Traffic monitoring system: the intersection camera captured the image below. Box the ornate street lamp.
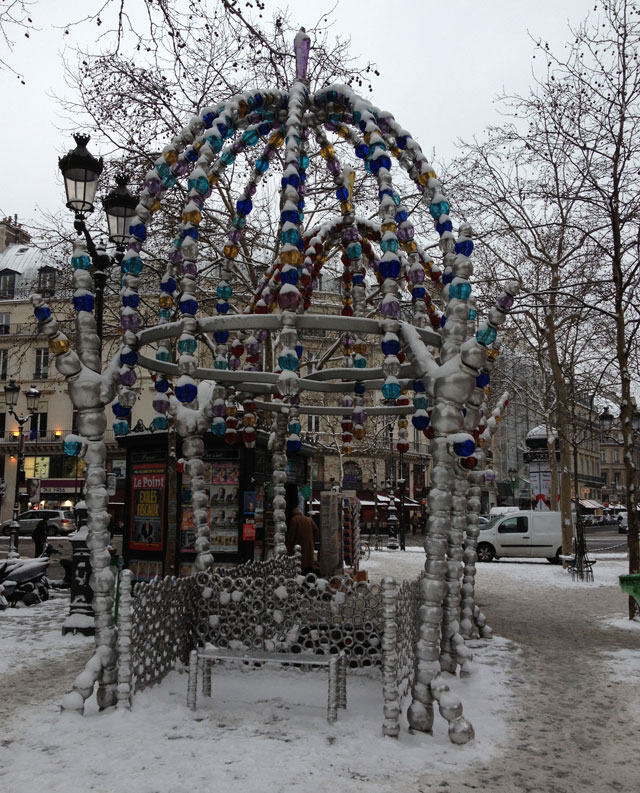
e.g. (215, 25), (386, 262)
(58, 137), (139, 342)
(598, 406), (615, 433)
(3, 380), (40, 558)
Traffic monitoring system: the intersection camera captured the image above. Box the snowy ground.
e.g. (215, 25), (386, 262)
(1, 550), (638, 793)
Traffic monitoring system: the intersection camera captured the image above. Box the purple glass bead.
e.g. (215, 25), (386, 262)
(171, 160), (189, 176)
(324, 122), (337, 132)
(378, 118), (391, 134)
(264, 146), (276, 161)
(182, 262), (198, 276)
(190, 194), (204, 208)
(228, 356), (241, 371)
(232, 141), (245, 154)
(261, 289), (272, 303)
(343, 113), (353, 124)
(407, 266), (426, 285)
(301, 127), (310, 140)
(228, 229), (242, 243)
(144, 176), (163, 195)
(257, 330), (268, 342)
(299, 183), (307, 197)
(289, 394), (300, 405)
(120, 312), (140, 332)
(168, 249), (182, 264)
(341, 395), (354, 408)
(381, 298), (400, 319)
(343, 227), (359, 242)
(342, 335), (354, 347)
(278, 288), (301, 310)
(245, 338), (260, 355)
(212, 400), (227, 417)
(397, 224), (415, 243)
(127, 240), (142, 253)
(152, 396), (169, 414)
(327, 158), (341, 175)
(497, 293), (515, 311)
(119, 369), (137, 386)
(353, 408), (367, 423)
(245, 182), (257, 198)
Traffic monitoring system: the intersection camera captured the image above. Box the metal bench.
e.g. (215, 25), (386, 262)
(187, 645), (347, 723)
(559, 553), (597, 582)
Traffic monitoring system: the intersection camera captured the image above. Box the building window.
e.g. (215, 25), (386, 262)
(614, 472), (621, 488)
(614, 449), (620, 464)
(34, 348), (49, 379)
(0, 313), (9, 335)
(602, 471), (608, 485)
(306, 414), (320, 434)
(600, 450), (606, 463)
(0, 271), (16, 299)
(37, 268), (56, 295)
(29, 410), (48, 439)
(343, 461), (363, 489)
(0, 348), (7, 380)
(24, 456), (50, 478)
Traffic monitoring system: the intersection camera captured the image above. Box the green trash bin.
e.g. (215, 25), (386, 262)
(618, 573), (640, 612)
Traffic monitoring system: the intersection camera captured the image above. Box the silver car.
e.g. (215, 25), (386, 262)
(1, 509), (76, 537)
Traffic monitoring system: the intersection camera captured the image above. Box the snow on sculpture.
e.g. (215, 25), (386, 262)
(31, 31), (517, 738)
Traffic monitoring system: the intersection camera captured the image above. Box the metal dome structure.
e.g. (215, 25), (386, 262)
(32, 31), (517, 737)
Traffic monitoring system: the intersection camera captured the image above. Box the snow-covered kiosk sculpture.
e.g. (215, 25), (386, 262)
(32, 30), (517, 738)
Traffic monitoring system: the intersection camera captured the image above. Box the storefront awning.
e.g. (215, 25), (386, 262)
(579, 499), (604, 510)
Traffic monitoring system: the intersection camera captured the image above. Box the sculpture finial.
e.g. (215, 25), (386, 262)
(294, 27), (311, 80)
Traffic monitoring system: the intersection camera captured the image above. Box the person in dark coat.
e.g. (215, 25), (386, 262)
(286, 507), (319, 574)
(32, 516), (48, 557)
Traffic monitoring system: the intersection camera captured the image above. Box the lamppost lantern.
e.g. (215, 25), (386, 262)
(25, 384), (40, 413)
(103, 174), (139, 247)
(58, 133), (104, 215)
(631, 404), (640, 435)
(599, 406), (614, 433)
(3, 379), (19, 408)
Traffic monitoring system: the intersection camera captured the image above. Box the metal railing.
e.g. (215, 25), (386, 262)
(1, 429), (117, 444)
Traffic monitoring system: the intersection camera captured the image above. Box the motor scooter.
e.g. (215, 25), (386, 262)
(0, 543), (65, 608)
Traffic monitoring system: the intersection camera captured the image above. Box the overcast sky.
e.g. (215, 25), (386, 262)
(0, 0), (593, 230)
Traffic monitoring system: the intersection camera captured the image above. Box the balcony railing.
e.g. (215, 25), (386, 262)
(1, 429), (117, 444)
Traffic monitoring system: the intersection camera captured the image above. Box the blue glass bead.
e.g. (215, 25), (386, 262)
(255, 157), (270, 173)
(352, 274), (363, 285)
(288, 421), (301, 435)
(353, 355), (366, 368)
(354, 143), (369, 159)
(225, 126), (236, 139)
(411, 286), (426, 300)
(278, 352), (299, 371)
(281, 209), (299, 224)
(185, 147), (198, 163)
(213, 358), (228, 370)
(379, 258), (401, 279)
(280, 228), (300, 245)
(63, 438), (83, 456)
(429, 200), (451, 220)
(34, 305), (51, 321)
(158, 309), (171, 319)
(449, 282), (472, 300)
(160, 277), (176, 293)
(180, 298), (198, 315)
(336, 186), (349, 201)
(354, 383), (366, 396)
(122, 256), (143, 275)
(395, 210), (408, 223)
(369, 155), (391, 174)
(151, 416), (168, 431)
(214, 330), (229, 343)
(440, 315), (447, 328)
(258, 122), (271, 136)
(237, 197), (253, 215)
(413, 395), (428, 409)
(232, 215), (246, 229)
(112, 402), (131, 418)
(154, 378), (170, 393)
(353, 110), (361, 124)
(216, 122), (228, 138)
(217, 283), (233, 300)
(298, 154), (310, 169)
(382, 380), (401, 400)
(182, 226), (198, 240)
(73, 293), (95, 312)
(381, 237), (399, 253)
(211, 419), (226, 435)
(176, 382), (198, 403)
(392, 193), (401, 206)
(455, 240), (474, 257)
(284, 173), (300, 188)
(359, 119), (367, 132)
(346, 242), (362, 259)
(476, 326), (498, 346)
(297, 199), (305, 210)
(436, 220), (453, 236)
(413, 379), (425, 392)
(178, 338), (197, 354)
(295, 343), (303, 359)
(202, 111), (217, 128)
(412, 413), (430, 431)
(120, 349), (137, 366)
(280, 268), (299, 286)
(379, 188), (394, 199)
(287, 436), (302, 453)
(396, 135), (408, 149)
(216, 301), (230, 315)
(453, 439), (476, 457)
(156, 349), (170, 362)
(122, 293), (139, 309)
(442, 270), (454, 285)
(469, 308), (477, 320)
(113, 421), (129, 437)
(71, 254), (91, 270)
(221, 151), (236, 166)
(188, 175), (209, 194)
(381, 338), (400, 355)
(476, 372), (490, 388)
(129, 223), (146, 241)
(242, 129), (259, 146)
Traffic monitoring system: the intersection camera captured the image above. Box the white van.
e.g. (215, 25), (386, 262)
(476, 510), (564, 563)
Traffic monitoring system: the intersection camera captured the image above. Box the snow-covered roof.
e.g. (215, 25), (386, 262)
(526, 424), (557, 441)
(0, 244), (58, 297)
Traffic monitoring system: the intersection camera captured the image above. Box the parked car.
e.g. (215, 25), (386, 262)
(617, 511), (628, 533)
(477, 509), (563, 563)
(1, 509), (76, 537)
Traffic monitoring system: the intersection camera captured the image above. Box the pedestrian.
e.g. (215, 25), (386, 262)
(286, 507), (319, 574)
(410, 512), (420, 535)
(32, 515), (48, 558)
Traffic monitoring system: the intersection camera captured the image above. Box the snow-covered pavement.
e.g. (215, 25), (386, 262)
(1, 551), (638, 793)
